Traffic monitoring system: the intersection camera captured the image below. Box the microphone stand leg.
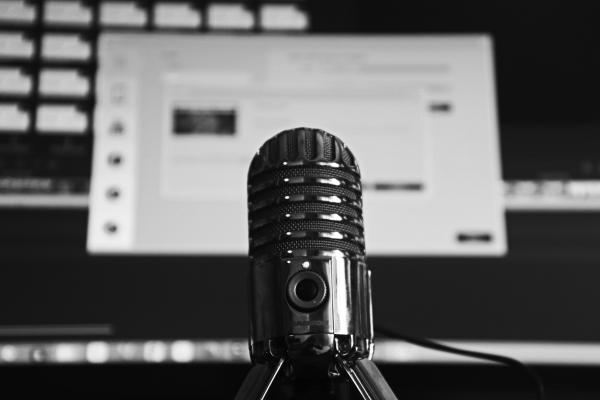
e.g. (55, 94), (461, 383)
(234, 358), (285, 400)
(336, 357), (399, 400)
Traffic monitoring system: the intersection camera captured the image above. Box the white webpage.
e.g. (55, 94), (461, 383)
(88, 34), (505, 255)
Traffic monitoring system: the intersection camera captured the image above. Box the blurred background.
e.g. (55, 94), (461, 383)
(0, 0), (599, 398)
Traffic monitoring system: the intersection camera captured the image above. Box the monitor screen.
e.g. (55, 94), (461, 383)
(87, 34), (505, 256)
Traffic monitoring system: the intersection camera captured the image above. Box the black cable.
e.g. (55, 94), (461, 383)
(375, 325), (545, 400)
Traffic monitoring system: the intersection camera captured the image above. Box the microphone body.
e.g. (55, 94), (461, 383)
(237, 128), (397, 400)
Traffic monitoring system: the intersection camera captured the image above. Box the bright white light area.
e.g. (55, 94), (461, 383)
(116, 342), (140, 361)
(0, 345), (18, 362)
(54, 343), (83, 363)
(86, 341), (109, 363)
(171, 340), (195, 363)
(143, 341), (168, 362)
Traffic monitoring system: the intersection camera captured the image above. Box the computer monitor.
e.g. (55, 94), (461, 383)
(87, 34), (505, 256)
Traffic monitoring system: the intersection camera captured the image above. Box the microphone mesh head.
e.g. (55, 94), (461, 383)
(247, 128), (365, 259)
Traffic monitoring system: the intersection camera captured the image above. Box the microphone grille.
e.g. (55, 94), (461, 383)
(247, 128), (365, 259)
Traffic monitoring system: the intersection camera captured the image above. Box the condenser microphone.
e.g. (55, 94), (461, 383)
(235, 128), (398, 400)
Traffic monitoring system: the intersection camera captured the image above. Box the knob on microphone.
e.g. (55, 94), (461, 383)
(236, 128), (398, 400)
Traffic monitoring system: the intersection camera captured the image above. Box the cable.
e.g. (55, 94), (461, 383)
(375, 325), (545, 400)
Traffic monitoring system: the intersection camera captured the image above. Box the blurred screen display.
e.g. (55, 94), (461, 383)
(88, 34), (505, 255)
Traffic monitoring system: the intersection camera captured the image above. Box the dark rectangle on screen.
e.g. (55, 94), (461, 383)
(429, 102), (452, 112)
(367, 182), (424, 191)
(456, 232), (493, 243)
(173, 108), (236, 135)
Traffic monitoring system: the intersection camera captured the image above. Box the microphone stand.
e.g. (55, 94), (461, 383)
(235, 351), (397, 400)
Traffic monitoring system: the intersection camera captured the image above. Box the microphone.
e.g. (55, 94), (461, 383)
(235, 128), (398, 400)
